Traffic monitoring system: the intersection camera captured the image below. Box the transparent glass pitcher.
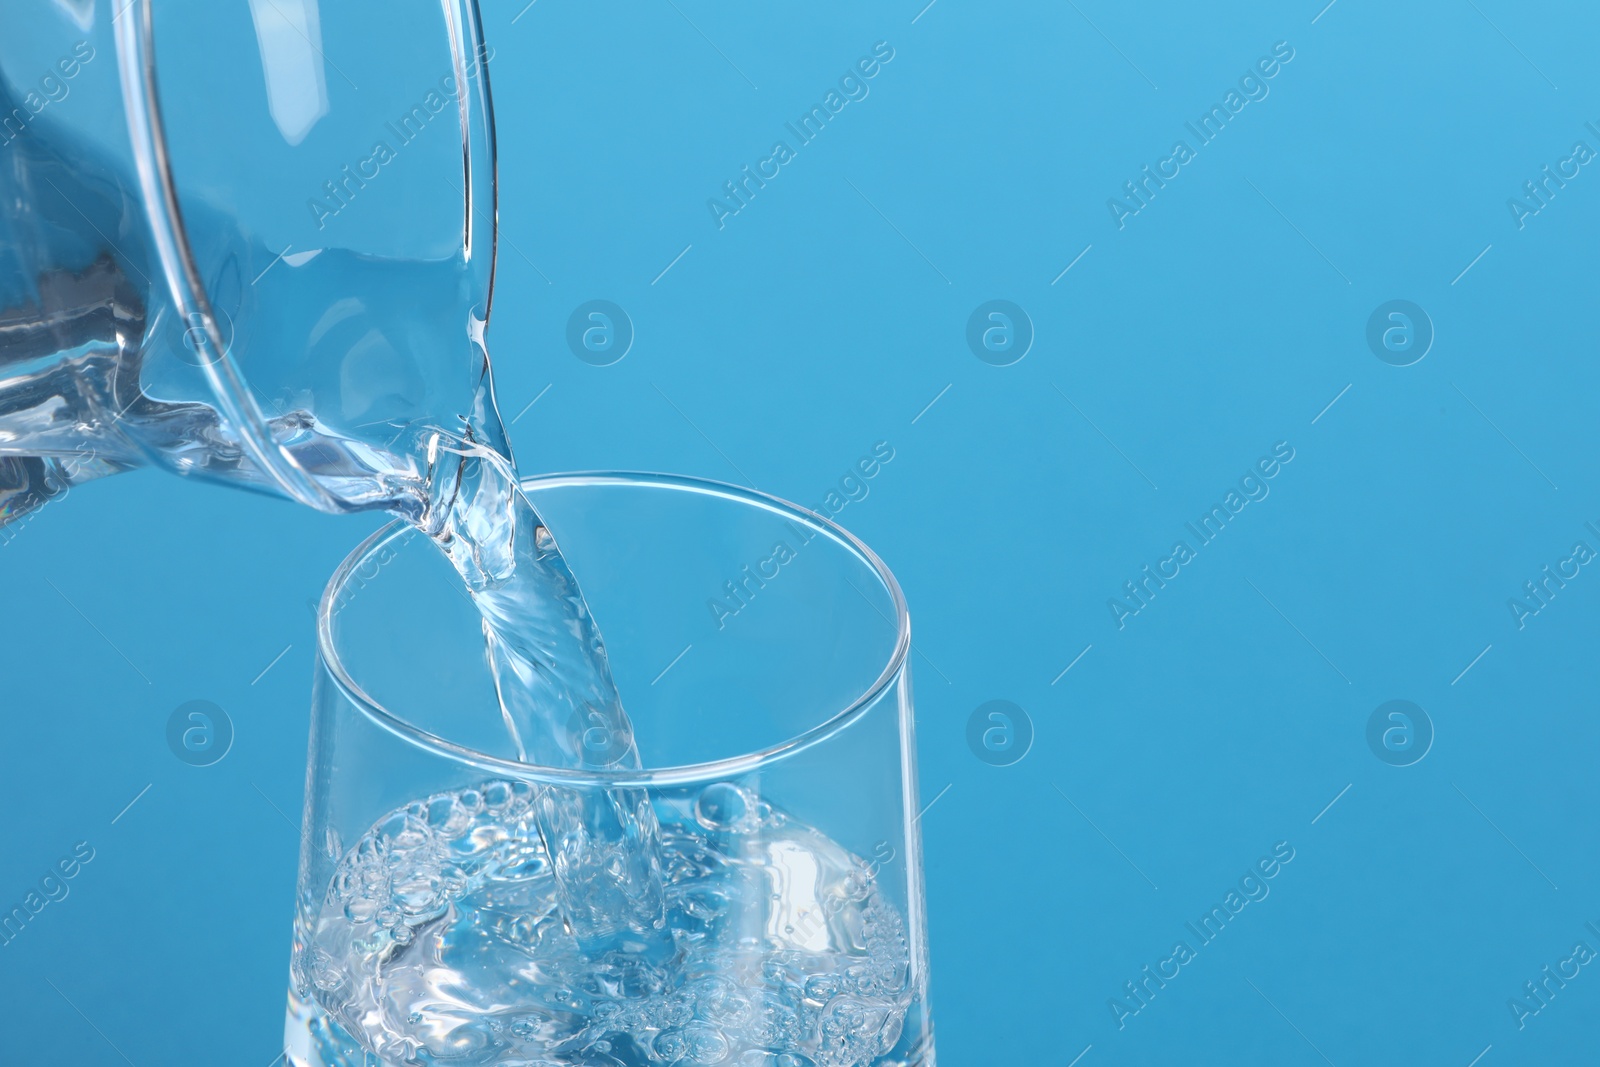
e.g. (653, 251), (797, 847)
(0, 0), (505, 531)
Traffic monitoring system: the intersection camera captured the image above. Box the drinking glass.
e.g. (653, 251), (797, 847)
(287, 472), (936, 1067)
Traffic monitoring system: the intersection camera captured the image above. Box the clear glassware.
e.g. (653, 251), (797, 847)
(288, 473), (936, 1067)
(0, 0), (503, 526)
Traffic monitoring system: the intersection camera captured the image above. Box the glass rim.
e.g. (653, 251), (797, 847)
(317, 470), (911, 788)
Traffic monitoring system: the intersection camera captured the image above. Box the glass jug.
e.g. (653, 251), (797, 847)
(0, 0), (506, 532)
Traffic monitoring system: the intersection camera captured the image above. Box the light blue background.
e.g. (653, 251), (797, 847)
(4, 1), (1599, 1064)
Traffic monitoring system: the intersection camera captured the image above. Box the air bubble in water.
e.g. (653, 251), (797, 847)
(695, 782), (756, 832)
(684, 1023), (729, 1064)
(654, 1029), (690, 1060)
(344, 898), (377, 924)
(483, 780), (512, 812)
